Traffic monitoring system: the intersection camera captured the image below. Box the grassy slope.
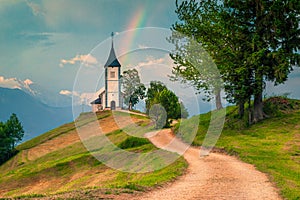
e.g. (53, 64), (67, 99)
(0, 111), (187, 198)
(175, 98), (300, 200)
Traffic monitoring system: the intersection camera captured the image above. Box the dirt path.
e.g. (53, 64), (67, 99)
(132, 129), (282, 200)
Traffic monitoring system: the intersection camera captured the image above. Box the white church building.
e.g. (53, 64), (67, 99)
(91, 33), (122, 112)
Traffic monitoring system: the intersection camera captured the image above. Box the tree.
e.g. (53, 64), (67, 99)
(0, 113), (24, 164)
(121, 69), (146, 110)
(169, 35), (224, 110)
(223, 0), (300, 122)
(178, 102), (189, 119)
(146, 81), (168, 113)
(169, 0), (230, 110)
(146, 81), (186, 128)
(171, 0), (300, 123)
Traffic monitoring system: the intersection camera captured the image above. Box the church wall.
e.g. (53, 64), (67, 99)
(107, 92), (119, 107)
(106, 67), (120, 108)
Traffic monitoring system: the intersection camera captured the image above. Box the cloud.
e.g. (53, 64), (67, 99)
(59, 54), (98, 67)
(25, 0), (45, 16)
(59, 89), (100, 105)
(40, 1), (104, 30)
(24, 78), (34, 86)
(0, 76), (35, 93)
(138, 44), (150, 49)
(136, 56), (166, 67)
(59, 90), (76, 96)
(0, 76), (21, 89)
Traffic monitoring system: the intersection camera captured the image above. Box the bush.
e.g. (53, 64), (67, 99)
(264, 96), (295, 116)
(118, 137), (150, 149)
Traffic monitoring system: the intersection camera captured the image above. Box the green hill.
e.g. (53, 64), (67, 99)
(0, 111), (187, 199)
(174, 97), (300, 200)
(1, 98), (299, 199)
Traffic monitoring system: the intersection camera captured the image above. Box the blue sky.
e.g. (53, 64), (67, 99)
(0, 0), (177, 92)
(0, 0), (299, 116)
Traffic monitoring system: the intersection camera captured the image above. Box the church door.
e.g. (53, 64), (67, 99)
(110, 101), (116, 110)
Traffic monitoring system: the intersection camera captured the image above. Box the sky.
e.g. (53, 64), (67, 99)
(0, 0), (299, 116)
(0, 0), (176, 91)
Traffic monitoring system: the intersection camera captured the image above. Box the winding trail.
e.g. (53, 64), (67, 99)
(132, 129), (282, 200)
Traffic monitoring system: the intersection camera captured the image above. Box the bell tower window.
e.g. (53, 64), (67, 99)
(110, 71), (116, 78)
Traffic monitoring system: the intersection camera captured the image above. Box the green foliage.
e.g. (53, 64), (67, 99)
(0, 113), (24, 165)
(122, 69), (146, 110)
(118, 137), (150, 149)
(170, 0), (226, 110)
(179, 102), (189, 119)
(171, 0), (300, 122)
(263, 96), (300, 117)
(146, 81), (186, 128)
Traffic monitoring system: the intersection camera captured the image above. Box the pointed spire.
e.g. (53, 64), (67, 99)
(111, 32), (114, 46)
(104, 32), (121, 68)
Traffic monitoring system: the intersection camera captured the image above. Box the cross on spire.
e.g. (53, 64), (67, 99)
(111, 32), (114, 46)
(104, 31), (121, 67)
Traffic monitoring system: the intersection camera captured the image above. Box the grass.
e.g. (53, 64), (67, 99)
(0, 111), (187, 198)
(17, 111), (111, 150)
(174, 97), (300, 200)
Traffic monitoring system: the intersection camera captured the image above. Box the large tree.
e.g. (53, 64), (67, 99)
(223, 0), (300, 122)
(121, 69), (146, 110)
(170, 0), (226, 110)
(171, 0), (300, 123)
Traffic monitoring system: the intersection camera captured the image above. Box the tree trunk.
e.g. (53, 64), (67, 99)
(238, 100), (245, 118)
(128, 97), (132, 110)
(251, 70), (265, 123)
(128, 102), (132, 110)
(215, 89), (223, 110)
(252, 91), (264, 123)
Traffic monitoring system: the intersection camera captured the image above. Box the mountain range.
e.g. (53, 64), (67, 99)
(0, 87), (90, 142)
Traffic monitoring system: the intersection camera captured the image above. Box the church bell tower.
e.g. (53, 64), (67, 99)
(104, 32), (121, 110)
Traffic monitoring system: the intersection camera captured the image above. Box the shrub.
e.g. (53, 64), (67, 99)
(118, 137), (150, 149)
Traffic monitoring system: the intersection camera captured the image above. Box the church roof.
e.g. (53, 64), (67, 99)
(90, 97), (101, 105)
(104, 33), (121, 68)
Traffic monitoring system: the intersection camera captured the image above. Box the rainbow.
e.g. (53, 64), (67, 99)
(117, 6), (147, 65)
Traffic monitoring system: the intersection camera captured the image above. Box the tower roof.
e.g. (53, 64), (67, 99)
(104, 32), (121, 68)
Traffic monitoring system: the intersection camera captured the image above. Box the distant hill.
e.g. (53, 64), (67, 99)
(0, 87), (75, 141)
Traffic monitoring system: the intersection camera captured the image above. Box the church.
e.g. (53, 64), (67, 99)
(91, 33), (122, 112)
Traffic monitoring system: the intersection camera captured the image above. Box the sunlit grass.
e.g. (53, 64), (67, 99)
(174, 98), (300, 200)
(0, 111), (187, 198)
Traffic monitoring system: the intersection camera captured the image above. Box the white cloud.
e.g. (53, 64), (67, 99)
(59, 89), (100, 105)
(59, 54), (98, 67)
(59, 88), (104, 105)
(133, 55), (174, 69)
(126, 54), (175, 84)
(24, 78), (33, 86)
(138, 44), (150, 49)
(137, 56), (165, 67)
(0, 76), (21, 89)
(0, 76), (35, 94)
(59, 90), (79, 96)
